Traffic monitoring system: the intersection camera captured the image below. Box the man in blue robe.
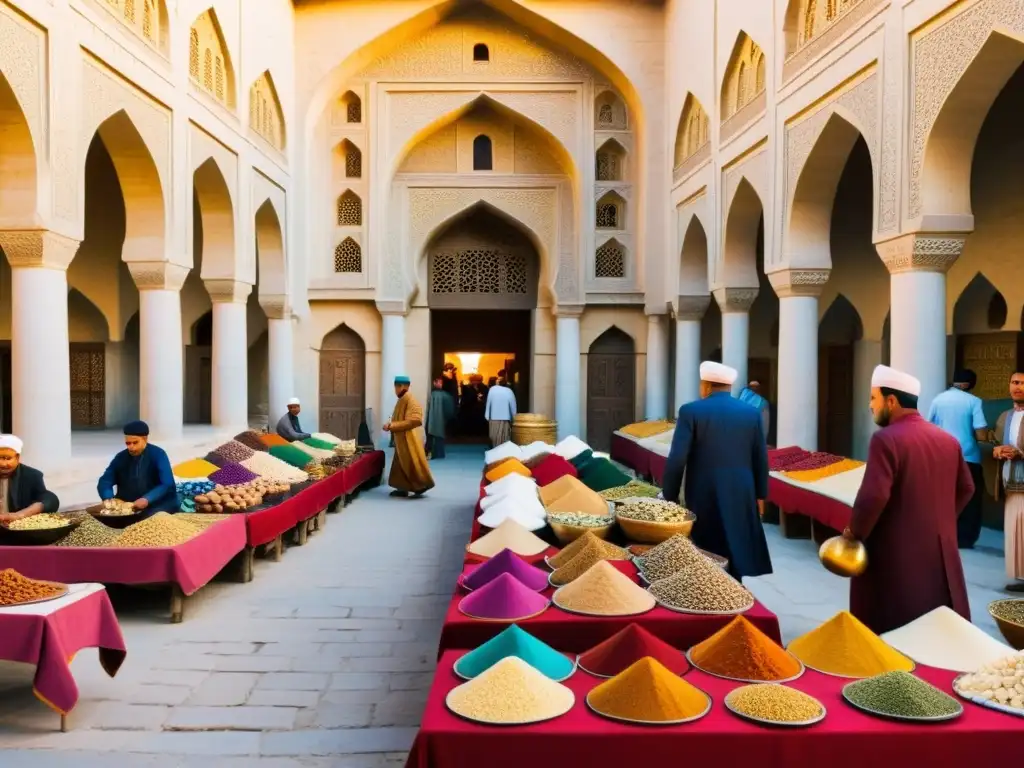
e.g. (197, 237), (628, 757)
(662, 361), (772, 579)
(97, 421), (178, 518)
(738, 380), (771, 441)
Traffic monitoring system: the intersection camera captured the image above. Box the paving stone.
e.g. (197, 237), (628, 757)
(174, 642), (260, 655)
(349, 606), (396, 619)
(371, 691), (429, 727)
(307, 703), (374, 728)
(247, 689), (321, 708)
(78, 702), (170, 730)
(126, 684), (194, 706)
(256, 672), (330, 692)
(141, 670), (211, 688)
(259, 727), (418, 756)
(125, 731), (262, 756)
(213, 655), (294, 673)
(187, 672), (260, 706)
(387, 672), (435, 691)
(320, 689), (388, 706)
(164, 706), (298, 731)
(328, 673), (391, 691)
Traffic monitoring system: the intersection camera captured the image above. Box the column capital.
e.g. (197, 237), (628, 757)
(259, 293), (291, 320)
(375, 300), (408, 316)
(0, 229), (80, 269)
(552, 303), (584, 318)
(205, 279), (252, 304)
(676, 295), (711, 321)
(713, 287), (758, 313)
(768, 268), (830, 299)
(128, 262), (189, 291)
(875, 232), (966, 275)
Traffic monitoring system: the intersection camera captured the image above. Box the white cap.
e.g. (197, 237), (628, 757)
(699, 361), (738, 386)
(287, 397), (301, 406)
(871, 365), (921, 397)
(0, 434), (23, 454)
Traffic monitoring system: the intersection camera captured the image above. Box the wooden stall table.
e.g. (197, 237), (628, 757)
(0, 516), (247, 623)
(0, 583), (126, 730)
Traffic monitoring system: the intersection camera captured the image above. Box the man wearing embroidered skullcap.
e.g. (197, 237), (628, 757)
(0, 435), (60, 526)
(276, 397), (312, 442)
(841, 364), (974, 633)
(383, 376), (434, 498)
(97, 421), (177, 518)
(662, 361), (772, 580)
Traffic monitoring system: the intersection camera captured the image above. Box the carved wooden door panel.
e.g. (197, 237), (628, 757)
(69, 343), (106, 428)
(587, 351), (635, 453)
(319, 350), (365, 440)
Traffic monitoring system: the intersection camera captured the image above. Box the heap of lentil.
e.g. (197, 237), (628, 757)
(844, 671), (961, 719)
(600, 480), (660, 500)
(56, 516), (120, 547)
(553, 560), (655, 616)
(110, 513), (202, 548)
(787, 611), (914, 678)
(647, 555), (753, 613)
(0, 569), (65, 605)
(636, 535), (710, 582)
(617, 498), (693, 523)
(7, 514), (72, 531)
(690, 616), (802, 681)
(587, 657), (710, 724)
(547, 531), (627, 569)
(549, 538), (624, 586)
(445, 656), (575, 724)
(726, 684), (825, 724)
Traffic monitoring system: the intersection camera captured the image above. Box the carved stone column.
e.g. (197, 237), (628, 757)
(876, 233), (966, 413)
(644, 313), (670, 420)
(260, 295), (293, 429)
(554, 304), (583, 441)
(129, 262), (189, 440)
(674, 296), (710, 409)
(770, 268), (830, 450)
(0, 230), (79, 470)
(205, 279), (253, 429)
(713, 287), (758, 394)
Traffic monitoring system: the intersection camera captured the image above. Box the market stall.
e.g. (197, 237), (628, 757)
(766, 447), (865, 537)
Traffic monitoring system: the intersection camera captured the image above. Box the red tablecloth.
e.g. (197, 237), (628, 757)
(0, 584), (126, 715)
(345, 450), (386, 491)
(437, 559), (781, 655)
(649, 452), (667, 485)
(768, 476), (851, 532)
(407, 651), (1024, 768)
(610, 434), (650, 477)
(0, 515), (246, 595)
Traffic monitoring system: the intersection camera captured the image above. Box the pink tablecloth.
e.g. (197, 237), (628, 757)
(0, 515), (247, 595)
(610, 434), (651, 477)
(0, 584), (126, 715)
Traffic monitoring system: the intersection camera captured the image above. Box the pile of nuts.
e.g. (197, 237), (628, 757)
(0, 568), (65, 605)
(636, 535), (709, 582)
(193, 480), (289, 513)
(98, 499), (136, 516)
(647, 554), (754, 613)
(956, 654), (1024, 710)
(547, 512), (615, 528)
(6, 514), (73, 531)
(111, 513), (201, 548)
(616, 498), (693, 523)
(57, 516), (121, 548)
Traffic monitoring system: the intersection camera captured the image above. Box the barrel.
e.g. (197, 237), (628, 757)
(512, 413), (557, 445)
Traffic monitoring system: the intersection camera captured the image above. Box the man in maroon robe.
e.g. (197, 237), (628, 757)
(843, 364), (974, 634)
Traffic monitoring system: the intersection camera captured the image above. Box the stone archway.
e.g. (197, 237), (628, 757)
(722, 177), (762, 288)
(0, 71), (39, 228)
(586, 326), (636, 453)
(194, 157), (235, 278)
(255, 199), (286, 299)
(320, 324), (366, 440)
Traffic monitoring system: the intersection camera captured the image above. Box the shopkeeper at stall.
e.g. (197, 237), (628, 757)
(0, 434), (60, 525)
(276, 397), (312, 442)
(97, 421), (177, 517)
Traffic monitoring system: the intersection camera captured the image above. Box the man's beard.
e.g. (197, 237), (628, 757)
(874, 404), (891, 428)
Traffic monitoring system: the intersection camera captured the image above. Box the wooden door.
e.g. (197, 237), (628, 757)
(69, 343), (105, 428)
(320, 325), (366, 440)
(587, 328), (635, 453)
(818, 345), (854, 456)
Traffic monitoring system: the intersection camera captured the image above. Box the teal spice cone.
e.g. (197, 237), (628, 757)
(454, 624), (575, 681)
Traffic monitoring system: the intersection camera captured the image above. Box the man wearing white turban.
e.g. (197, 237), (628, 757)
(276, 397), (312, 442)
(0, 435), (60, 525)
(841, 364), (974, 633)
(662, 361), (772, 579)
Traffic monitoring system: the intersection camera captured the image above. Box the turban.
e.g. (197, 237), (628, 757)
(0, 434), (23, 454)
(288, 397), (301, 406)
(871, 365), (921, 397)
(394, 375), (411, 385)
(699, 361), (738, 386)
(123, 420), (150, 437)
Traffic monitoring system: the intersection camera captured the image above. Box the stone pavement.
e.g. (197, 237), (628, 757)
(0, 445), (1013, 765)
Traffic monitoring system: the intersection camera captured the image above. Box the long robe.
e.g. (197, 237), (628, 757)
(849, 411), (973, 634)
(662, 391), (772, 579)
(388, 391), (435, 494)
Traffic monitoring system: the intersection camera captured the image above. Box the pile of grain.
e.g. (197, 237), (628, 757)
(726, 684), (825, 723)
(600, 481), (661, 500)
(880, 606), (1013, 672)
(0, 569), (65, 605)
(269, 444), (315, 469)
(7, 514), (72, 531)
(544, 478), (611, 516)
(619, 420), (675, 439)
(111, 513), (202, 548)
(291, 441), (335, 460)
(689, 616), (802, 681)
(616, 498), (693, 523)
(458, 573), (550, 621)
(553, 561), (655, 616)
(260, 433), (289, 447)
(56, 516), (120, 548)
(547, 531), (627, 569)
(546, 512), (615, 528)
(174, 513), (230, 529)
(844, 670), (961, 719)
(991, 599), (1024, 627)
(467, 519), (549, 558)
(647, 555), (753, 613)
(635, 535), (709, 582)
(241, 451), (309, 483)
(445, 656), (575, 724)
(955, 653), (1024, 710)
(549, 538), (629, 586)
(212, 440), (256, 463)
(787, 611), (914, 678)
(233, 430), (270, 452)
(463, 549), (549, 592)
(587, 657), (709, 723)
(97, 499), (136, 516)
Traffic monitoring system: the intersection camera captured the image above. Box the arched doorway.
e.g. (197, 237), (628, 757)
(426, 204), (540, 442)
(587, 327), (636, 453)
(818, 295), (862, 457)
(319, 325), (366, 439)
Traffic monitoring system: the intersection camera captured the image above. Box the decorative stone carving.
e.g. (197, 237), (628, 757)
(722, 147), (767, 213)
(259, 294), (290, 319)
(0, 229), (80, 269)
(722, 33), (767, 122)
(713, 287), (758, 313)
(677, 295), (711, 320)
(557, 180), (578, 302)
(204, 279), (252, 304)
(784, 0), (883, 81)
(128, 261), (189, 291)
(879, 33), (901, 234)
(874, 232), (966, 275)
(375, 299), (408, 316)
(768, 268), (830, 298)
(0, 7), (45, 211)
(553, 303), (584, 318)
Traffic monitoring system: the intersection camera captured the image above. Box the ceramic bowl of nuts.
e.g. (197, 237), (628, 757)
(615, 498), (696, 544)
(0, 513), (82, 546)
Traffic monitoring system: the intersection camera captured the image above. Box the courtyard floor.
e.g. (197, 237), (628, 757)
(0, 445), (1012, 765)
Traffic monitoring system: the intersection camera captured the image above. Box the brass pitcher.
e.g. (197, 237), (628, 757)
(818, 535), (868, 578)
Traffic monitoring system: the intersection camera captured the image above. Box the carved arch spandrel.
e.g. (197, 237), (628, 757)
(721, 31), (766, 122)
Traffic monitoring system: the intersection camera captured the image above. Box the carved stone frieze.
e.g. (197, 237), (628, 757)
(552, 303), (584, 318)
(0, 229), (80, 269)
(204, 279), (252, 304)
(768, 268), (831, 298)
(677, 294), (711, 321)
(879, 30), (901, 234)
(128, 261), (189, 291)
(874, 232), (966, 275)
(259, 293), (290, 319)
(713, 287), (758, 313)
(375, 299), (409, 316)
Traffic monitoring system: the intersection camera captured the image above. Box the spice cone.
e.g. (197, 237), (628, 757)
(539, 474), (580, 506)
(549, 538), (627, 586)
(689, 616), (802, 682)
(446, 656), (575, 725)
(587, 657), (710, 724)
(458, 572), (550, 621)
(454, 625), (575, 681)
(547, 531), (627, 570)
(467, 519), (549, 558)
(787, 610), (914, 678)
(462, 549), (549, 592)
(553, 560), (654, 617)
(578, 624), (689, 677)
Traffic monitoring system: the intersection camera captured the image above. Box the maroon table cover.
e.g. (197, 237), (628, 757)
(768, 475), (852, 532)
(609, 433), (651, 477)
(0, 515), (247, 595)
(0, 586), (126, 715)
(407, 651), (1024, 768)
(437, 559), (781, 655)
(649, 451), (667, 485)
(345, 450), (385, 491)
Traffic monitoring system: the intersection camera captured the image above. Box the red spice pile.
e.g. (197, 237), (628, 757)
(578, 623), (689, 677)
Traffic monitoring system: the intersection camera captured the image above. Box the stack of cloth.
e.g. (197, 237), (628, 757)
(478, 472), (545, 531)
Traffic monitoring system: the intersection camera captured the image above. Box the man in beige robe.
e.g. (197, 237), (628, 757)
(383, 376), (435, 497)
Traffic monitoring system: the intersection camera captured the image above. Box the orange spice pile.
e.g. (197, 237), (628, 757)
(690, 616), (802, 681)
(0, 569), (64, 606)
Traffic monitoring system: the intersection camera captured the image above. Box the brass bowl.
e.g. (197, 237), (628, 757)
(818, 535), (868, 578)
(988, 599), (1024, 650)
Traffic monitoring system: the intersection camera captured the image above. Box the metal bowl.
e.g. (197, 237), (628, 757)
(0, 517), (82, 546)
(819, 535), (868, 578)
(988, 599), (1024, 650)
(88, 505), (152, 530)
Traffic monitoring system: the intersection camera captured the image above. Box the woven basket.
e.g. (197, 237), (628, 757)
(989, 599), (1024, 650)
(512, 413), (557, 446)
(616, 513), (695, 544)
(547, 517), (614, 545)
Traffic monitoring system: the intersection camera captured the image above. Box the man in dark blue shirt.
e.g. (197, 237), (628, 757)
(97, 421), (177, 517)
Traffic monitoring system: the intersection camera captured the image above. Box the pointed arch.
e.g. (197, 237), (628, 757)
(680, 214), (709, 294)
(322, 323), (365, 351)
(818, 293), (864, 343)
(254, 198), (285, 296)
(338, 139), (362, 179)
(952, 272), (1005, 334)
(721, 31), (766, 121)
(596, 138), (626, 181)
(595, 237), (627, 279)
(67, 287), (111, 343)
(341, 90), (362, 124)
(589, 325), (635, 353)
(673, 93), (709, 168)
(193, 157), (235, 277)
(0, 71), (40, 228)
(596, 190), (625, 230)
(722, 177), (763, 287)
(189, 7), (236, 108)
(333, 237), (362, 274)
(249, 71), (286, 150)
(595, 89), (628, 130)
(336, 189), (362, 226)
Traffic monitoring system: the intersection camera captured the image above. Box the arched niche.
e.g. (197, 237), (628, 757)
(721, 31), (766, 121)
(320, 324), (367, 440)
(596, 138), (626, 182)
(953, 273), (1005, 334)
(189, 7), (236, 108)
(194, 157), (236, 279)
(249, 70), (286, 150)
(0, 72), (39, 228)
(674, 93), (709, 168)
(586, 326), (636, 452)
(680, 214), (709, 295)
(254, 198), (286, 298)
(722, 177), (763, 288)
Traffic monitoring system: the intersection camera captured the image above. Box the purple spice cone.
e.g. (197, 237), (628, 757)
(209, 462), (259, 486)
(458, 572), (549, 620)
(462, 548), (549, 592)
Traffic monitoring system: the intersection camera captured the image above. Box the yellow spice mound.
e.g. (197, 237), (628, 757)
(587, 657), (709, 723)
(787, 610), (914, 678)
(467, 518), (549, 558)
(446, 656), (574, 724)
(619, 421), (675, 439)
(548, 531), (628, 569)
(783, 459), (864, 482)
(553, 560), (655, 616)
